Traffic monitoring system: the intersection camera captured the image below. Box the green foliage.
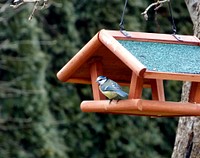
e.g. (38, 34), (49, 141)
(0, 6), (66, 158)
(0, 0), (193, 158)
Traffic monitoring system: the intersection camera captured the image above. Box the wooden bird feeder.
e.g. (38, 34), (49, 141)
(57, 29), (200, 117)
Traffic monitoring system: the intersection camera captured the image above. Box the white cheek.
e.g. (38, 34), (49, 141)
(99, 80), (106, 85)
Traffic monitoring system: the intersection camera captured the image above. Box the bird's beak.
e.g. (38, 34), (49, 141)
(95, 80), (99, 85)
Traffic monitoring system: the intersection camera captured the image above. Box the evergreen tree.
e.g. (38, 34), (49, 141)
(0, 3), (66, 158)
(0, 0), (193, 157)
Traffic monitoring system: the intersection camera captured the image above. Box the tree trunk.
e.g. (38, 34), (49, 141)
(171, 1), (200, 158)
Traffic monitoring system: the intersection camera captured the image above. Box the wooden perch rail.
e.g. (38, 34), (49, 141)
(81, 99), (200, 117)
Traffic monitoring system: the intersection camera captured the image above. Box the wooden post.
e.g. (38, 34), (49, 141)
(189, 82), (200, 103)
(128, 72), (143, 99)
(150, 79), (165, 101)
(90, 58), (106, 100)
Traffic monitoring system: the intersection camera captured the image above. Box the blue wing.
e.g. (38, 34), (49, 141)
(115, 89), (128, 97)
(101, 79), (128, 98)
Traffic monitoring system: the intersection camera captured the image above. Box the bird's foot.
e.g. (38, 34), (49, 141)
(109, 99), (113, 104)
(116, 99), (121, 103)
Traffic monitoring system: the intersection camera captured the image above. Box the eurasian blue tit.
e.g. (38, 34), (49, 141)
(12, 0), (23, 5)
(96, 76), (128, 103)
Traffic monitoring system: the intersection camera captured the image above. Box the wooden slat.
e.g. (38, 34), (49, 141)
(189, 82), (200, 103)
(150, 79), (165, 101)
(80, 99), (200, 116)
(105, 30), (200, 46)
(90, 60), (106, 100)
(128, 72), (143, 99)
(144, 71), (200, 82)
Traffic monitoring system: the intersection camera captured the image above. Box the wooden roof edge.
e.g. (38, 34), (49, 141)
(57, 32), (103, 82)
(193, 36), (200, 45)
(104, 30), (200, 46)
(98, 29), (147, 77)
(81, 99), (200, 117)
(144, 71), (200, 82)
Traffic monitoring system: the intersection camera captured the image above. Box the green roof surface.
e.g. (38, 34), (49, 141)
(118, 40), (200, 74)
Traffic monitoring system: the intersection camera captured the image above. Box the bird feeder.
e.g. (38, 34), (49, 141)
(57, 29), (200, 117)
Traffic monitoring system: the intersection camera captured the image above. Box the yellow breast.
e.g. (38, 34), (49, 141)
(100, 90), (118, 99)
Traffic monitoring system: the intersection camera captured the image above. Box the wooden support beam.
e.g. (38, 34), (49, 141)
(90, 59), (106, 100)
(189, 82), (200, 103)
(150, 79), (165, 101)
(128, 72), (143, 99)
(144, 71), (200, 82)
(81, 99), (200, 117)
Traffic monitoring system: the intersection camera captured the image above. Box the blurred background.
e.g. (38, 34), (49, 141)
(0, 0), (193, 157)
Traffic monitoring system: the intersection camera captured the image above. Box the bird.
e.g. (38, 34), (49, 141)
(96, 76), (128, 104)
(12, 0), (23, 5)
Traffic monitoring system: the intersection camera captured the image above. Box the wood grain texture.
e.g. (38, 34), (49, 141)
(80, 99), (200, 117)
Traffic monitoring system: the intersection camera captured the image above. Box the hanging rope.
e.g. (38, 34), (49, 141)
(167, 0), (183, 41)
(154, 3), (161, 33)
(119, 0), (131, 37)
(167, 0), (176, 34)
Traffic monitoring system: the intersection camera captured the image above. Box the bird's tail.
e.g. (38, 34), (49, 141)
(116, 90), (128, 98)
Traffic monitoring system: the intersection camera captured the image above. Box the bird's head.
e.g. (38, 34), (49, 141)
(96, 76), (108, 85)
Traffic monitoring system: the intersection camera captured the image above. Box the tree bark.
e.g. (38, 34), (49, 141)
(171, 1), (200, 158)
(184, 0), (199, 25)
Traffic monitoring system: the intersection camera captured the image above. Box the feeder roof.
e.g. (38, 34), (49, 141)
(119, 40), (200, 74)
(57, 29), (200, 84)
